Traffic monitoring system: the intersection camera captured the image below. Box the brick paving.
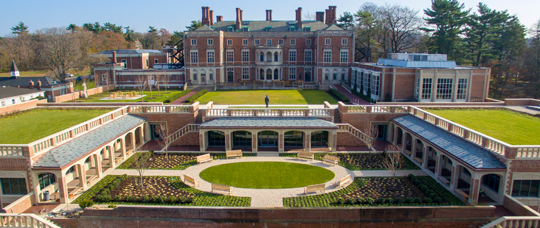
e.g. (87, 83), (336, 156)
(334, 85), (371, 105)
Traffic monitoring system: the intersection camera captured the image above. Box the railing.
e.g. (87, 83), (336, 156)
(0, 214), (60, 228)
(409, 106), (540, 159)
(128, 105), (191, 113)
(343, 105), (409, 114)
(481, 216), (540, 228)
(162, 124), (200, 151)
(0, 145), (25, 157)
(336, 123), (372, 145)
(202, 108), (333, 119)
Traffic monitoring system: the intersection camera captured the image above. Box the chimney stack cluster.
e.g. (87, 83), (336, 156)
(209, 10), (214, 26)
(236, 8), (243, 30)
(216, 15), (223, 22)
(295, 7), (303, 30)
(325, 6), (337, 25)
(202, 7), (212, 26)
(112, 51), (117, 63)
(266, 10), (273, 21)
(316, 12), (325, 23)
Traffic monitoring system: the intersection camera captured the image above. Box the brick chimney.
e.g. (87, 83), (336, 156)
(236, 8), (242, 30)
(37, 80), (42, 90)
(29, 80), (34, 89)
(325, 9), (331, 25)
(316, 12), (325, 23)
(112, 51), (117, 63)
(330, 6), (337, 24)
(209, 10), (214, 26)
(296, 7), (303, 30)
(216, 15), (223, 22)
(201, 7), (210, 26)
(266, 10), (272, 21)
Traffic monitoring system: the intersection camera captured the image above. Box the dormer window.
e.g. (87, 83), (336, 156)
(288, 26), (295, 32)
(304, 26), (311, 32)
(265, 26), (272, 31)
(242, 27), (249, 32)
(227, 26), (234, 32)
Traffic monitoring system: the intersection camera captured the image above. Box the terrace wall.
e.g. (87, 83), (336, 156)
(39, 102), (163, 107)
(68, 206), (494, 227)
(505, 98), (540, 106)
(502, 194), (540, 216)
(174, 132), (200, 147)
(130, 112), (198, 135)
(0, 99), (47, 115)
(337, 132), (366, 147)
(0, 193), (34, 214)
(53, 85), (115, 103)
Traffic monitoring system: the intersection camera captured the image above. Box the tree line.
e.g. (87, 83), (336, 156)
(338, 0), (540, 98)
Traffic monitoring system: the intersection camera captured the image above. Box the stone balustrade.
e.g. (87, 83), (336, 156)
(0, 214), (59, 228)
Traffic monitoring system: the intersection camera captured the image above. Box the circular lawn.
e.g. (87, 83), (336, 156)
(199, 162), (335, 189)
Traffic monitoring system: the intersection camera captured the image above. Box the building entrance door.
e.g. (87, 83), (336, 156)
(201, 75), (206, 85)
(227, 72), (234, 82)
(258, 131), (278, 147)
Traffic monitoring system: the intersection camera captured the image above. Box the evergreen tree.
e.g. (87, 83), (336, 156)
(186, 21), (202, 31)
(465, 3), (507, 66)
(11, 22), (29, 34)
(337, 12), (354, 30)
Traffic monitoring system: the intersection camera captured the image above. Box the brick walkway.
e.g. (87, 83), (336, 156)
(334, 85), (371, 105)
(169, 91), (198, 105)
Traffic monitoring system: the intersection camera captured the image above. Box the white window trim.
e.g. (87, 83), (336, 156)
(254, 39), (260, 46)
(325, 38), (331, 45)
(289, 50), (297, 62)
(306, 39), (311, 45)
(323, 49), (332, 63)
(289, 67), (297, 80)
(242, 39), (248, 46)
(290, 39), (296, 45)
(226, 50), (234, 62)
(340, 50), (349, 63)
(341, 38), (347, 45)
(242, 50), (249, 62)
(190, 50), (199, 64)
(207, 39), (213, 46)
(191, 39), (197, 46)
(227, 39), (233, 46)
(207, 50), (215, 63)
(304, 50), (312, 62)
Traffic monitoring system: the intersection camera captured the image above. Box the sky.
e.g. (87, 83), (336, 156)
(1, 0), (539, 36)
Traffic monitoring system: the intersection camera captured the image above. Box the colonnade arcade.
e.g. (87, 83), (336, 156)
(31, 125), (146, 204)
(199, 128), (338, 153)
(390, 123), (506, 206)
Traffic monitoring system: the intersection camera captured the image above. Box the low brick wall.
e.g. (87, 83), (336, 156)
(173, 132), (200, 147)
(377, 100), (505, 106)
(337, 132), (366, 147)
(503, 194), (540, 216)
(0, 99), (47, 115)
(0, 193), (34, 214)
(39, 102), (163, 107)
(505, 98), (540, 106)
(71, 205), (495, 227)
(53, 85), (116, 103)
(53, 92), (80, 103)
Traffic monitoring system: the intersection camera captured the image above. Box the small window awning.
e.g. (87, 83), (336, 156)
(199, 117), (338, 130)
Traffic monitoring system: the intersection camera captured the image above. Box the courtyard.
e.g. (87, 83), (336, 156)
(195, 90), (339, 105)
(426, 108), (540, 145)
(71, 89), (190, 103)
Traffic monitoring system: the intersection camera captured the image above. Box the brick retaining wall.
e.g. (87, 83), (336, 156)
(0, 99), (47, 115)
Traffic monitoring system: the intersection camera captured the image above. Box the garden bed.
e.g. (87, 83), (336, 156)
(283, 175), (464, 207)
(279, 153), (419, 170)
(74, 175), (250, 207)
(118, 152), (257, 170)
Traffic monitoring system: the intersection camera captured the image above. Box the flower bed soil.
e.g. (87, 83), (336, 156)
(111, 176), (195, 198)
(118, 153), (256, 170)
(325, 153), (419, 170)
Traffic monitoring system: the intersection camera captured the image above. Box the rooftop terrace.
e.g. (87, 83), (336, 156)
(0, 108), (112, 144)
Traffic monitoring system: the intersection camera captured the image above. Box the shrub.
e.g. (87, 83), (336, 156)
(152, 195), (161, 203)
(163, 90), (191, 104)
(185, 89), (207, 103)
(356, 197), (365, 204)
(386, 198), (394, 204)
(376, 198), (386, 204)
(168, 196), (178, 204)
(423, 198), (433, 204)
(124, 196), (133, 202)
(406, 197), (414, 204)
(95, 195), (104, 202)
(142, 196), (149, 202)
(419, 184), (428, 192)
(433, 197), (442, 203)
(394, 197), (404, 204)
(429, 193), (437, 199)
(426, 190), (435, 196)
(412, 178), (421, 185)
(133, 196), (141, 202)
(346, 198), (355, 205)
(329, 89), (350, 103)
(104, 195), (112, 202)
(78, 199), (94, 209)
(357, 178), (368, 188)
(108, 204), (117, 208)
(337, 198), (346, 205)
(114, 195), (122, 201)
(160, 196), (168, 204)
(102, 189), (110, 195)
(407, 174), (415, 179)
(414, 197), (422, 204)
(365, 197), (375, 205)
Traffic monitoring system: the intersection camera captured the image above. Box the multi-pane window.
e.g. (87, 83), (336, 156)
(289, 50), (297, 62)
(1, 178), (27, 195)
(242, 68), (249, 80)
(38, 173), (56, 190)
(341, 38), (348, 45)
(208, 130), (225, 146)
(340, 50), (348, 63)
(242, 39), (248, 46)
(209, 73), (213, 81)
(323, 50), (331, 63)
(289, 67), (296, 80)
(371, 74), (380, 96)
(482, 174), (500, 193)
(333, 73), (337, 80)
(422, 78), (433, 100)
(191, 39), (196, 45)
(242, 51), (249, 62)
(206, 51), (215, 63)
(290, 39), (296, 45)
(304, 50), (312, 62)
(266, 39), (272, 45)
(457, 78), (468, 100)
(512, 180), (540, 197)
(254, 39), (260, 46)
(232, 131), (251, 147)
(436, 78), (453, 100)
(226, 50), (233, 62)
(227, 39), (232, 46)
(325, 38), (331, 45)
(278, 39), (284, 45)
(192, 73), (197, 81)
(363, 73), (371, 94)
(190, 51), (198, 63)
(306, 39), (311, 45)
(207, 39), (213, 46)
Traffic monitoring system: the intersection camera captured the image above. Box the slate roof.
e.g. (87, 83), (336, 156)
(0, 87), (42, 99)
(199, 117), (338, 129)
(392, 115), (506, 170)
(0, 76), (60, 87)
(98, 49), (163, 55)
(33, 115), (146, 169)
(206, 20), (336, 32)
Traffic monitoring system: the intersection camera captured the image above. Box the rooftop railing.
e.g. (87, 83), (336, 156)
(0, 214), (60, 228)
(201, 108), (334, 121)
(128, 105), (192, 114)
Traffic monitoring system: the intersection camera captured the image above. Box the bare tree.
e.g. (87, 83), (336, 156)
(379, 4), (423, 53)
(161, 70), (170, 92)
(154, 73), (162, 96)
(39, 27), (80, 82)
(133, 151), (151, 189)
(155, 124), (170, 161)
(382, 144), (402, 191)
(135, 75), (147, 102)
(364, 124), (379, 153)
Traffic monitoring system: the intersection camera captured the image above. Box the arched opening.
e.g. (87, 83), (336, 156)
(480, 173), (503, 204)
(274, 52), (279, 62)
(438, 155), (453, 186)
(258, 131), (278, 150)
(284, 131), (304, 150)
(260, 52), (264, 62)
(426, 146), (437, 174)
(414, 139), (424, 163)
(207, 130), (225, 149)
(311, 131), (329, 148)
(274, 69), (279, 80)
(396, 127), (403, 146)
(135, 127), (142, 147)
(125, 132), (134, 156)
(266, 52), (272, 62)
(454, 165), (472, 199)
(266, 69), (272, 80)
(37, 172), (56, 202)
(404, 133), (413, 156)
(305, 69), (312, 82)
(260, 69), (265, 80)
(232, 131), (252, 150)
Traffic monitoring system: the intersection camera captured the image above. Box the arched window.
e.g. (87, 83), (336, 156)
(274, 52), (278, 62)
(260, 52), (264, 62)
(38, 173), (56, 190)
(65, 166), (75, 176)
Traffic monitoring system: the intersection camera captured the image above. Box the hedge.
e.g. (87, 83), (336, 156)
(163, 89), (191, 103)
(329, 89), (350, 103)
(186, 89), (207, 103)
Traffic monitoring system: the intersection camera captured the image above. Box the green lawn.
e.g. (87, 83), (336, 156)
(73, 80), (96, 91)
(229, 106), (309, 109)
(199, 162), (335, 189)
(196, 90), (338, 105)
(72, 89), (189, 103)
(0, 108), (111, 144)
(426, 109), (540, 145)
